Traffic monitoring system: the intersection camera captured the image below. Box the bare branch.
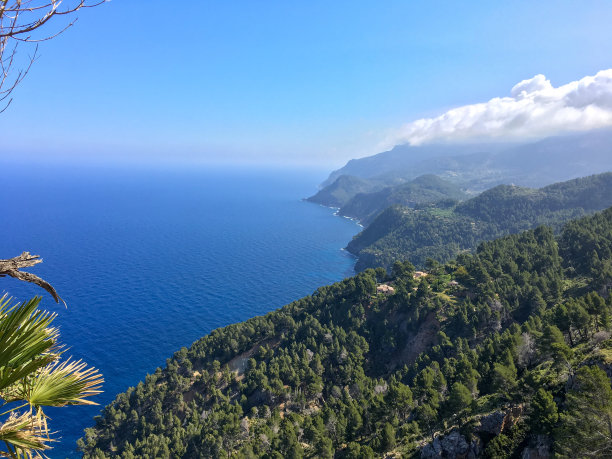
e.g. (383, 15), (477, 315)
(0, 0), (106, 112)
(0, 252), (64, 304)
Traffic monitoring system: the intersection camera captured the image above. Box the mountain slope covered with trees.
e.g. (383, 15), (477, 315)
(348, 172), (612, 270)
(307, 175), (384, 209)
(337, 175), (468, 226)
(79, 207), (612, 458)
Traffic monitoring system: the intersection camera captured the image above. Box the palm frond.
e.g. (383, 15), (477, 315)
(26, 359), (103, 408)
(0, 296), (59, 393)
(0, 410), (52, 456)
(0, 293), (103, 457)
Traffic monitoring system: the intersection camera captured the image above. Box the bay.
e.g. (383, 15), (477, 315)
(0, 162), (360, 458)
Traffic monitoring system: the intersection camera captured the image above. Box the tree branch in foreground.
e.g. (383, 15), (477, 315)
(0, 252), (64, 304)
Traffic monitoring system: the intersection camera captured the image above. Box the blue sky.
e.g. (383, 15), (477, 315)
(3, 1), (612, 167)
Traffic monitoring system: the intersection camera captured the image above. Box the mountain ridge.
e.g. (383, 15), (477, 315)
(312, 129), (612, 208)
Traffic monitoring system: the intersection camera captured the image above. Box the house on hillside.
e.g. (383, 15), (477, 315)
(376, 284), (396, 295)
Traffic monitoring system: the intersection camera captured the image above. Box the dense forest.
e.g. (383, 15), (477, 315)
(338, 175), (468, 226)
(348, 172), (612, 270)
(79, 206), (612, 458)
(307, 174), (468, 222)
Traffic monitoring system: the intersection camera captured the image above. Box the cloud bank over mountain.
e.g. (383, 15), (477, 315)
(387, 69), (612, 147)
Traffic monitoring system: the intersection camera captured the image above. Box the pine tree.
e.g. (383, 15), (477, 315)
(529, 388), (558, 434)
(315, 436), (334, 459)
(380, 422), (396, 452)
(447, 382), (473, 418)
(540, 324), (571, 364)
(492, 350), (517, 395)
(555, 365), (612, 457)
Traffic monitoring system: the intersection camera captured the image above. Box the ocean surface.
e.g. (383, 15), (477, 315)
(0, 162), (361, 458)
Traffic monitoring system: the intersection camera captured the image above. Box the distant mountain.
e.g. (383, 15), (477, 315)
(313, 130), (612, 207)
(338, 174), (468, 225)
(347, 172), (612, 270)
(306, 174), (383, 208)
(319, 142), (508, 188)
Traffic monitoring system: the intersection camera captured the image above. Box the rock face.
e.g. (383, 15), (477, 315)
(421, 429), (481, 459)
(476, 405), (524, 435)
(440, 431), (469, 458)
(521, 435), (551, 459)
(421, 406), (527, 458)
(420, 437), (442, 458)
(476, 411), (505, 435)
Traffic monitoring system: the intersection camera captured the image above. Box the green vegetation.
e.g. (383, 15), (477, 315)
(0, 253), (104, 457)
(339, 174), (468, 225)
(348, 172), (612, 270)
(0, 296), (103, 457)
(306, 175), (382, 208)
(555, 365), (612, 457)
(307, 173), (468, 224)
(79, 207), (612, 458)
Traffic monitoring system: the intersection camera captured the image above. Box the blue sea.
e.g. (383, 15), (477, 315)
(0, 162), (360, 458)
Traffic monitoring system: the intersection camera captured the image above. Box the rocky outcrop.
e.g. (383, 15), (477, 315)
(476, 411), (505, 435)
(421, 406), (526, 458)
(476, 405), (524, 435)
(399, 311), (441, 366)
(521, 435), (551, 459)
(421, 429), (482, 459)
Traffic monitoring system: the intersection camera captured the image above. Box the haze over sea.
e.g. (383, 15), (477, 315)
(0, 162), (360, 458)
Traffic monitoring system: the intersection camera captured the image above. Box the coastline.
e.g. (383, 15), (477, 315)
(3, 167), (364, 458)
(302, 198), (365, 272)
(301, 196), (365, 228)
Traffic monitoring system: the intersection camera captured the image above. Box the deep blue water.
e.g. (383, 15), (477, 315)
(0, 162), (360, 458)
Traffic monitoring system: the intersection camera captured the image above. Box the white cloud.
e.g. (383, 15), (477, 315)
(387, 69), (612, 146)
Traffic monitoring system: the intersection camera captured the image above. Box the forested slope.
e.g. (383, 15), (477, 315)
(338, 175), (468, 225)
(79, 207), (612, 458)
(348, 172), (612, 270)
(307, 175), (382, 208)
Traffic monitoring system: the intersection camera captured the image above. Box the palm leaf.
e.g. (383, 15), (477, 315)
(0, 410), (52, 457)
(25, 359), (103, 408)
(0, 296), (59, 393)
(0, 294), (103, 457)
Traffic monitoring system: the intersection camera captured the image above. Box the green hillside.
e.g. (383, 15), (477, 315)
(79, 208), (612, 458)
(339, 175), (468, 225)
(306, 175), (382, 208)
(348, 172), (612, 270)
